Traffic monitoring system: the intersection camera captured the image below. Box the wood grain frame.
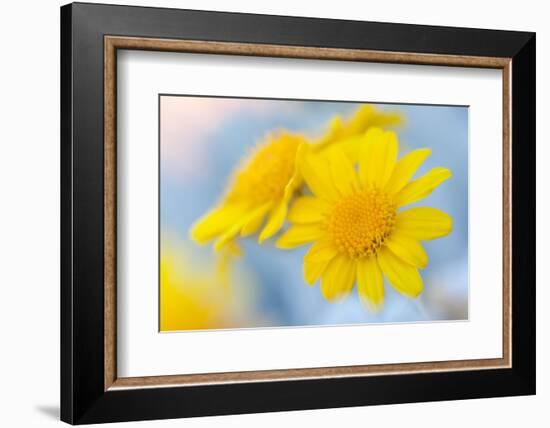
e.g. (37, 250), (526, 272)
(103, 36), (512, 391)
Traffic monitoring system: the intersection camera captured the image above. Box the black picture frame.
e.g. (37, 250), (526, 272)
(61, 2), (535, 424)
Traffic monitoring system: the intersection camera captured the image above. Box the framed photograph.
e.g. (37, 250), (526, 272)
(60, 2), (535, 424)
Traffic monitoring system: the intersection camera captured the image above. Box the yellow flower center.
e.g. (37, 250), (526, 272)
(226, 134), (303, 205)
(327, 189), (397, 258)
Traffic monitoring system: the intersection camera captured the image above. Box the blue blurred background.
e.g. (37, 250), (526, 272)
(160, 96), (468, 331)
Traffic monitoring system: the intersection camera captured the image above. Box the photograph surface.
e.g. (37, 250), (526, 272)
(159, 96), (468, 332)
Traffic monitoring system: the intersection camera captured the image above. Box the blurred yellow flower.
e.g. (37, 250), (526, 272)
(190, 105), (402, 251)
(191, 132), (306, 250)
(276, 127), (452, 309)
(160, 237), (254, 331)
(315, 104), (403, 160)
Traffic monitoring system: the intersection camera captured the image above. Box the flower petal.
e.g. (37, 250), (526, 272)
(299, 148), (339, 201)
(217, 205), (273, 250)
(356, 257), (384, 309)
(214, 221), (245, 252)
(240, 202), (272, 237)
(327, 147), (359, 196)
(283, 144), (305, 201)
(359, 128), (398, 188)
(217, 204), (274, 250)
(303, 240), (338, 285)
(190, 203), (247, 243)
(395, 207), (453, 241)
(258, 200), (287, 243)
(394, 167), (452, 206)
(276, 224), (324, 249)
(315, 115), (343, 150)
(377, 247), (423, 298)
(384, 148), (431, 194)
(384, 231), (428, 268)
(336, 136), (363, 162)
(320, 255), (356, 302)
(287, 196), (329, 224)
(315, 105), (403, 160)
(338, 105), (376, 138)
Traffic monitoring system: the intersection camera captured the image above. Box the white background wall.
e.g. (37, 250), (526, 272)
(0, 0), (546, 426)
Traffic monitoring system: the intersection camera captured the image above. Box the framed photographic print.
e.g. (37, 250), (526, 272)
(60, 2), (536, 424)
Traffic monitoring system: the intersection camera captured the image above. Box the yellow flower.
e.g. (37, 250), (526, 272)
(160, 243), (227, 331)
(276, 127), (452, 309)
(160, 237), (255, 331)
(314, 104), (403, 160)
(190, 105), (402, 251)
(191, 132), (306, 250)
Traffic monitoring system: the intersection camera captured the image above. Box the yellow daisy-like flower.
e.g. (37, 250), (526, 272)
(190, 105), (402, 251)
(191, 132), (306, 250)
(276, 127), (453, 309)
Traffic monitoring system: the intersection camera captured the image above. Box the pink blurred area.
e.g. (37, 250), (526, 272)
(160, 96), (289, 180)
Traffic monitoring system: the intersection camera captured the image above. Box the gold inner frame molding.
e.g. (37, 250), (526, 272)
(104, 35), (512, 391)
